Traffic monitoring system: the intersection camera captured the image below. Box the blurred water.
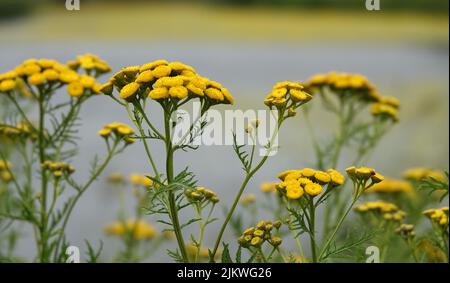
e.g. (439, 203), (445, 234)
(1, 41), (448, 261)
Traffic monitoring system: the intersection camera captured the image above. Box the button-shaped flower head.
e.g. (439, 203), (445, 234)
(1, 55), (109, 99)
(276, 168), (345, 200)
(264, 81), (312, 112)
(355, 200), (406, 223)
(423, 207), (449, 227)
(102, 59), (234, 108)
(238, 220), (282, 249)
(98, 122), (136, 145)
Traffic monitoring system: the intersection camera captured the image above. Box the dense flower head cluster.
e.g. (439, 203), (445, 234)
(0, 56), (108, 97)
(264, 81), (312, 115)
(0, 160), (13, 183)
(129, 173), (153, 188)
(184, 186), (219, 204)
(0, 71), (19, 93)
(67, 53), (112, 75)
(371, 96), (400, 122)
(98, 122), (136, 144)
(366, 178), (414, 195)
(305, 72), (378, 101)
(41, 161), (75, 178)
(0, 121), (36, 141)
(345, 166), (384, 184)
(403, 167), (446, 182)
(104, 219), (157, 240)
(395, 224), (416, 239)
(355, 200), (406, 222)
(305, 72), (400, 122)
(101, 59), (233, 106)
(275, 168), (345, 200)
(423, 207), (449, 227)
(238, 220), (282, 248)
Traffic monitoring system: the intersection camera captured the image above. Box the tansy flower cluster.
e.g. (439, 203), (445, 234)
(275, 168), (345, 200)
(0, 160), (13, 183)
(305, 72), (400, 122)
(366, 178), (414, 195)
(237, 220), (282, 248)
(41, 161), (75, 178)
(264, 81), (312, 116)
(0, 121), (36, 141)
(0, 57), (106, 98)
(355, 200), (407, 222)
(67, 53), (112, 75)
(395, 224), (416, 240)
(423, 207), (449, 227)
(101, 60), (233, 106)
(0, 70), (19, 93)
(346, 166), (384, 184)
(129, 173), (153, 188)
(371, 96), (400, 122)
(184, 186), (219, 204)
(104, 219), (157, 240)
(403, 167), (446, 182)
(98, 122), (136, 144)
(305, 72), (379, 101)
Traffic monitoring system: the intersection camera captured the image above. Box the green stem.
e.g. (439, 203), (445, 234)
(47, 179), (59, 217)
(258, 248), (267, 263)
(194, 204), (214, 263)
(164, 114), (189, 263)
(407, 239), (419, 263)
(37, 90), (49, 262)
(323, 185), (349, 241)
(211, 156), (269, 259)
(285, 200), (305, 261)
(134, 102), (164, 140)
(211, 115), (283, 260)
(266, 246), (278, 261)
(53, 141), (119, 261)
(127, 105), (160, 180)
(308, 198), (317, 262)
(318, 197), (358, 262)
(6, 94), (39, 134)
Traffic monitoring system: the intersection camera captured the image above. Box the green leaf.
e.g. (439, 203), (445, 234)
(247, 251), (257, 263)
(235, 246), (242, 263)
(167, 249), (184, 263)
(85, 240), (103, 263)
(418, 172), (449, 202)
(221, 242), (233, 263)
(232, 132), (251, 173)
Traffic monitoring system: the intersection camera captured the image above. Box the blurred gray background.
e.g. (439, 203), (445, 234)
(0, 0), (448, 261)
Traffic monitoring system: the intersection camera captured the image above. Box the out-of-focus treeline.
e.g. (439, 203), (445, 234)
(1, 0), (448, 20)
